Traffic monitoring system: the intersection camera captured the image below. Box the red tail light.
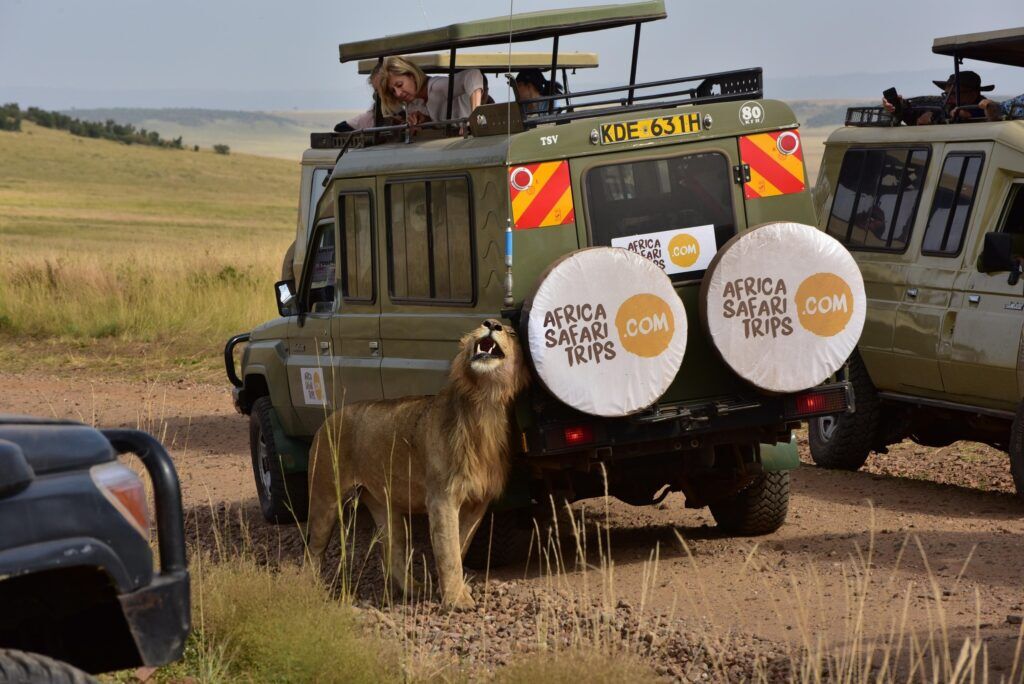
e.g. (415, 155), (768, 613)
(564, 425), (594, 446)
(788, 386), (849, 418)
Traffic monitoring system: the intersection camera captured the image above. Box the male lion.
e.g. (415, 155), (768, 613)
(306, 319), (528, 608)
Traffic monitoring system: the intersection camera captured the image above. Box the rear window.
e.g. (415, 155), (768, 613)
(585, 152), (736, 280)
(826, 147), (929, 252)
(921, 153), (984, 256)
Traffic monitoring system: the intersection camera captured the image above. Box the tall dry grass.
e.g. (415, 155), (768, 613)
(0, 122), (295, 378)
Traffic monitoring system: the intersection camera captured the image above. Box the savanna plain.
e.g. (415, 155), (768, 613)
(2, 121), (1024, 682)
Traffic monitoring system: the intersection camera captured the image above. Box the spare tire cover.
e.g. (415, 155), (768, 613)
(523, 248), (688, 417)
(700, 221), (866, 394)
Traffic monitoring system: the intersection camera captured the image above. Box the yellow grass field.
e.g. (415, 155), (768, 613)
(0, 122), (297, 379)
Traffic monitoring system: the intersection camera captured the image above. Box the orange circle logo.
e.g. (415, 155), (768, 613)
(796, 273), (854, 337)
(615, 293), (675, 357)
(668, 233), (700, 268)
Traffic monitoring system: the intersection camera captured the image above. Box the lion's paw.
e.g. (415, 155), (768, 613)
(443, 586), (476, 611)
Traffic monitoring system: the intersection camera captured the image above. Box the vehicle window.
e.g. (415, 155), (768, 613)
(307, 168), (331, 232)
(303, 221), (336, 312)
(921, 153), (984, 256)
(826, 147), (929, 252)
(999, 184), (1024, 235)
(386, 177), (473, 303)
(339, 192), (374, 302)
(585, 152), (736, 280)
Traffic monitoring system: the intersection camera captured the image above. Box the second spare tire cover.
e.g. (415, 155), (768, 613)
(523, 248), (688, 417)
(700, 221), (866, 394)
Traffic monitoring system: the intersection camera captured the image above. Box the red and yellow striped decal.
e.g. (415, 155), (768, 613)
(509, 160), (575, 230)
(739, 131), (806, 199)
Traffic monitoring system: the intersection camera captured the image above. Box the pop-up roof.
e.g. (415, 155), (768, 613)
(339, 1), (664, 63)
(356, 51), (599, 75)
(933, 27), (1024, 68)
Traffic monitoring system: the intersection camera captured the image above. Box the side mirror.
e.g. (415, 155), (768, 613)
(275, 279), (297, 317)
(979, 232), (1023, 285)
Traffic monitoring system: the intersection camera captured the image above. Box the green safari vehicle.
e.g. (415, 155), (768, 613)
(226, 0), (854, 562)
(808, 27), (1024, 495)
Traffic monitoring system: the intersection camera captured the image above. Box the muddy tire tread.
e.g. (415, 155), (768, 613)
(808, 350), (879, 471)
(251, 396), (309, 524)
(709, 471), (790, 536)
(0, 650), (96, 684)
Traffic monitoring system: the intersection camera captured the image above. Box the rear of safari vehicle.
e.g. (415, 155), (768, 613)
(500, 89), (845, 510)
(263, 0), (859, 548)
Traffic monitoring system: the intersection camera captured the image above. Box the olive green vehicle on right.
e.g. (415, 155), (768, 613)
(809, 28), (1024, 495)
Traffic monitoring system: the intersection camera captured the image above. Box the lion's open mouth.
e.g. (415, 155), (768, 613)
(472, 335), (505, 362)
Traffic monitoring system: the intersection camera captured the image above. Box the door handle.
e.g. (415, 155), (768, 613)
(907, 288), (918, 298)
(368, 341), (380, 357)
(318, 340), (330, 351)
(967, 294), (981, 305)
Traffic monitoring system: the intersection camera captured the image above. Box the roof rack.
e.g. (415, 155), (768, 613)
(310, 66), (762, 150)
(845, 106), (895, 127)
(523, 67), (762, 126)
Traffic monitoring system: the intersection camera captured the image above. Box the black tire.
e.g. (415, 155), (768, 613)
(808, 350), (879, 470)
(0, 650), (96, 684)
(464, 508), (534, 570)
(709, 471), (790, 536)
(250, 396), (309, 524)
(1008, 402), (1024, 500)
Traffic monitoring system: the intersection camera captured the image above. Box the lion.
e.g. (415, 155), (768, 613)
(305, 319), (528, 609)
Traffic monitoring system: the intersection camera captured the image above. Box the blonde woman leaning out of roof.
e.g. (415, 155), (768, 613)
(378, 55), (485, 127)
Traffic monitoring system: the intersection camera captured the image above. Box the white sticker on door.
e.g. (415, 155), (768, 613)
(611, 224), (718, 276)
(300, 367), (327, 406)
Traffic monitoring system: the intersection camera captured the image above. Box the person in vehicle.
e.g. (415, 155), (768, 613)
(882, 71), (1001, 124)
(514, 69), (565, 115)
(980, 93), (1024, 120)
(377, 55), (485, 126)
(333, 64), (423, 132)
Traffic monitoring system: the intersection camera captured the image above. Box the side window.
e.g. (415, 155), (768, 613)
(826, 147), (929, 252)
(999, 184), (1024, 235)
(921, 153), (984, 256)
(386, 177), (474, 303)
(303, 220), (336, 313)
(307, 168), (331, 233)
(339, 192), (374, 302)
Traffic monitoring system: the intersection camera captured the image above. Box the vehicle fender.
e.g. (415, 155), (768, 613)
(0, 537), (131, 590)
(243, 341), (300, 433)
(759, 436), (799, 472)
(267, 404), (311, 474)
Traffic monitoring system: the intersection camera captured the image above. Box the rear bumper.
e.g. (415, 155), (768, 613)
(526, 382), (851, 460)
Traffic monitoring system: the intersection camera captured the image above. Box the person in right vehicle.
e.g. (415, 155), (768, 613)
(882, 70), (1001, 124)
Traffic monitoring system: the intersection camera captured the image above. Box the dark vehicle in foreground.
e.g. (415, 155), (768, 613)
(0, 416), (189, 682)
(809, 28), (1024, 495)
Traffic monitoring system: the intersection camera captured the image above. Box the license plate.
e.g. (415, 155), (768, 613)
(600, 112), (702, 145)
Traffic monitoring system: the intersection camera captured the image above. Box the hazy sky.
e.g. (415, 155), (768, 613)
(2, 0), (1023, 109)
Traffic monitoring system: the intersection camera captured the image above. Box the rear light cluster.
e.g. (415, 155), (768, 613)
(563, 425), (594, 446)
(90, 462), (150, 537)
(786, 385), (849, 419)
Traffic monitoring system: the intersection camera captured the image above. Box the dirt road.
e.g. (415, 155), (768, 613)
(3, 370), (1022, 676)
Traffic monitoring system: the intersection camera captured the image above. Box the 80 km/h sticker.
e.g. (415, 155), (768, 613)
(600, 112), (702, 145)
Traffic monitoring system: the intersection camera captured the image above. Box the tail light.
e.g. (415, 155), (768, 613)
(786, 385), (850, 419)
(564, 424), (595, 446)
(91, 462), (150, 537)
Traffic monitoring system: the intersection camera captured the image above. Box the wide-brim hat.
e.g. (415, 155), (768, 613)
(933, 70), (995, 92)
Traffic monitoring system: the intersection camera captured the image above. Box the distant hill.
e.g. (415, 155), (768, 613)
(61, 108), (359, 159)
